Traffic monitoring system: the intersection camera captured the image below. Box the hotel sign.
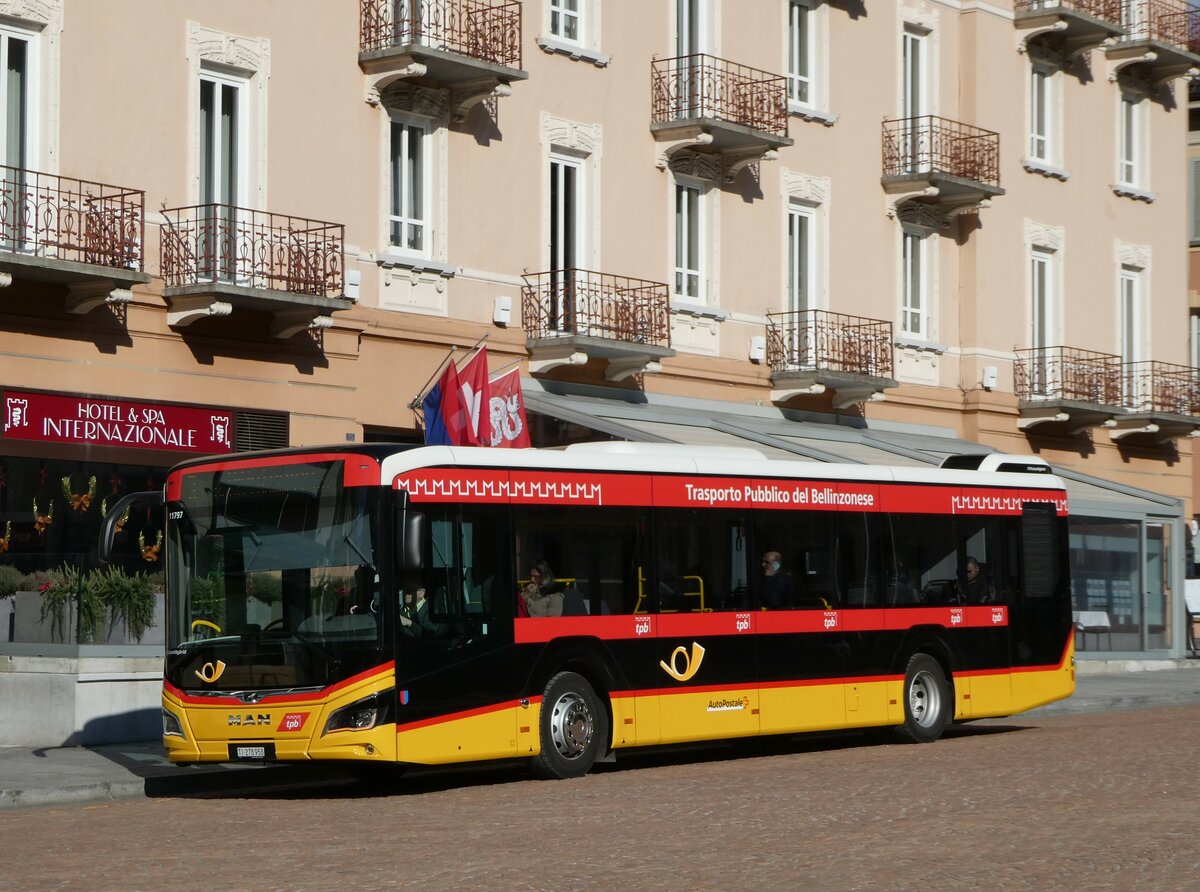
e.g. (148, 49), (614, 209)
(2, 390), (234, 454)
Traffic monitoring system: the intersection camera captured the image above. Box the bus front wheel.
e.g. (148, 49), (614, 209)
(532, 671), (608, 780)
(894, 653), (950, 744)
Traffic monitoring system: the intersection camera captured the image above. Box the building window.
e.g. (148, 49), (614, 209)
(674, 181), (705, 302)
(1119, 265), (1142, 400)
(1029, 66), (1052, 163)
(0, 25), (31, 170)
(1190, 311), (1200, 369)
(199, 72), (245, 209)
(1118, 93), (1142, 188)
(1190, 156), (1200, 245)
(1030, 248), (1054, 352)
(787, 203), (814, 313)
(901, 230), (926, 338)
(788, 1), (813, 108)
(390, 119), (428, 253)
(550, 0), (581, 43)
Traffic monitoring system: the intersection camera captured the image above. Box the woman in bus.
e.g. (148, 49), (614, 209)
(521, 560), (565, 617)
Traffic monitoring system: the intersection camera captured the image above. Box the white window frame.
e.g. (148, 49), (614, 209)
(1190, 311), (1200, 369)
(199, 70), (249, 209)
(549, 0), (582, 44)
(1029, 65), (1051, 164)
(900, 229), (928, 339)
(1119, 265), (1143, 403)
(788, 0), (814, 109)
(674, 179), (707, 304)
(1030, 248), (1054, 352)
(787, 202), (815, 314)
(1118, 92), (1142, 188)
(549, 151), (583, 273)
(0, 22), (37, 171)
(1189, 155), (1200, 244)
(389, 116), (430, 256)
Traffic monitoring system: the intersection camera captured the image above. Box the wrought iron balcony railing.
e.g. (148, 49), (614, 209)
(1014, 346), (1123, 405)
(160, 205), (344, 298)
(521, 269), (671, 347)
(651, 54), (789, 137)
(359, 0), (522, 68)
(882, 116), (1001, 188)
(766, 310), (894, 379)
(0, 165), (144, 270)
(1014, 0), (1124, 25)
(1119, 360), (1200, 415)
(1118, 0), (1200, 48)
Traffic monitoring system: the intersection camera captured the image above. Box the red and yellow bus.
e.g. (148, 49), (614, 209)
(102, 442), (1074, 779)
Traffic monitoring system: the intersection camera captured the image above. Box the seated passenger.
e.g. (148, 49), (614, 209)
(520, 560), (565, 617)
(761, 551), (795, 610)
(962, 556), (995, 603)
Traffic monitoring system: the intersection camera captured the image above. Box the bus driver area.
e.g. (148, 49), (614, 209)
(112, 443), (1075, 779)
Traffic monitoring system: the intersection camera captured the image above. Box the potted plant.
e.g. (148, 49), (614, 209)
(98, 566), (156, 644)
(0, 563), (20, 643)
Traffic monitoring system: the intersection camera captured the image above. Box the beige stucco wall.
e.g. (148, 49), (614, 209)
(0, 0), (1192, 512)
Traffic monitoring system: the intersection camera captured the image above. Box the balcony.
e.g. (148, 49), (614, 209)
(159, 205), (351, 339)
(1113, 360), (1200, 441)
(521, 269), (675, 381)
(1014, 346), (1124, 433)
(882, 116), (1004, 225)
(766, 310), (897, 409)
(0, 166), (150, 314)
(1014, 1), (1126, 60)
(1107, 0), (1200, 83)
(359, 0), (527, 119)
(650, 54), (793, 182)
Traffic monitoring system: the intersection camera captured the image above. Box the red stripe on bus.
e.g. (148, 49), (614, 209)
(395, 697), (541, 733)
(393, 469), (1067, 516)
(167, 452), (382, 499)
(514, 606), (1009, 643)
(165, 660), (395, 706)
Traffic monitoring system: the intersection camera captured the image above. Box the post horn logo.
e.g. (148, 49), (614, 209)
(659, 642), (706, 682)
(195, 660), (227, 683)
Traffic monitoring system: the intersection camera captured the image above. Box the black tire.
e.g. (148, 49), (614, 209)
(894, 653), (950, 744)
(531, 671), (608, 780)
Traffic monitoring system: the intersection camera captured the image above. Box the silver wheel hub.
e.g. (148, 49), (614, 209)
(908, 669), (942, 728)
(549, 691), (593, 760)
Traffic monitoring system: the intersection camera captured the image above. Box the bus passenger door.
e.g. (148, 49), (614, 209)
(654, 509), (758, 744)
(394, 506), (518, 764)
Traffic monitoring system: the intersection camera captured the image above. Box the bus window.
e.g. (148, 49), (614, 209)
(752, 509), (839, 609)
(889, 514), (958, 605)
(514, 505), (646, 615)
(655, 509), (748, 612)
(956, 516), (1005, 604)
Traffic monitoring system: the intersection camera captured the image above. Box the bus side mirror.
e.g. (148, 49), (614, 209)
(99, 491), (164, 563)
(400, 512), (426, 570)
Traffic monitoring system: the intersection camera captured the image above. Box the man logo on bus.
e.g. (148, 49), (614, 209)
(659, 642), (706, 682)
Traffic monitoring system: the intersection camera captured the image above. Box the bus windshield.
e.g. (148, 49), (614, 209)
(165, 459), (383, 692)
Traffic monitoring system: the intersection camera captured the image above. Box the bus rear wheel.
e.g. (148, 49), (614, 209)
(532, 671), (608, 780)
(894, 653), (950, 744)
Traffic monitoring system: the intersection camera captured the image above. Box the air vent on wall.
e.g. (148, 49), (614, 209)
(235, 411), (289, 452)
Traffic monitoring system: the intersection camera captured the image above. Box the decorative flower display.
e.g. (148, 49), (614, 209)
(0, 520), (10, 553)
(139, 529), (162, 562)
(33, 498), (53, 535)
(62, 475), (97, 512)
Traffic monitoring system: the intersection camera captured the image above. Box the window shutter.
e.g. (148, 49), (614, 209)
(235, 411), (289, 452)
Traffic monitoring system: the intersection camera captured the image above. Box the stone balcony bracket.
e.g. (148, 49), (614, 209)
(605, 357), (663, 382)
(0, 271), (12, 288)
(1108, 421), (1160, 443)
(655, 129), (716, 171)
(64, 281), (133, 315)
(723, 147), (779, 183)
(166, 296), (233, 329)
(771, 383), (828, 403)
(832, 388), (887, 411)
(270, 310), (333, 339)
(528, 347), (589, 375)
(450, 79), (512, 121)
(364, 64), (429, 106)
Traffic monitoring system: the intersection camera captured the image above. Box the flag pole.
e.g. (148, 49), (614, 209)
(488, 357), (522, 379)
(408, 345), (460, 410)
(457, 332), (491, 368)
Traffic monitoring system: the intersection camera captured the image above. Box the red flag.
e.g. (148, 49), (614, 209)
(456, 347), (490, 446)
(488, 367), (531, 448)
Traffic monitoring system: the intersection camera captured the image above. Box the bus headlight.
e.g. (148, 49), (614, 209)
(324, 692), (387, 735)
(162, 708), (185, 738)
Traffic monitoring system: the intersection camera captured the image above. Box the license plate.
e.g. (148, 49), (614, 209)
(229, 743), (275, 761)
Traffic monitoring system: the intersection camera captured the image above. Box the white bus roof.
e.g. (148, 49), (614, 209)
(378, 443), (1066, 492)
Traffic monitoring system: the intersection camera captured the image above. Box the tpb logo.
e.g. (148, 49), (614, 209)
(276, 712), (309, 733)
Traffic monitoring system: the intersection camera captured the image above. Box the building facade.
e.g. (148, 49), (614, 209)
(0, 0), (1196, 667)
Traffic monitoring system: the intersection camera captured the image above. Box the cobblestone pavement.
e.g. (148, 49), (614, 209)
(2, 706), (1198, 891)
